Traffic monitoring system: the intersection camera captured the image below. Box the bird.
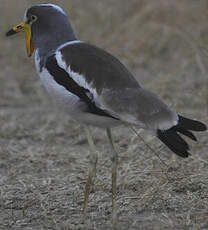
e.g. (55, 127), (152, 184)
(6, 4), (207, 221)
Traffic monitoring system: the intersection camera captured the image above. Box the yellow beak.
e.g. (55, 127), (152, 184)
(7, 22), (35, 57)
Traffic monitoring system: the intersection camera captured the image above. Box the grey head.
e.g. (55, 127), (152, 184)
(25, 4), (77, 58)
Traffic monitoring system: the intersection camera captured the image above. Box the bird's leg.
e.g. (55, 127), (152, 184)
(106, 128), (118, 222)
(82, 126), (98, 219)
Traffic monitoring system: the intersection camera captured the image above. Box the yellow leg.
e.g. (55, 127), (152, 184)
(106, 128), (118, 222)
(81, 126), (98, 220)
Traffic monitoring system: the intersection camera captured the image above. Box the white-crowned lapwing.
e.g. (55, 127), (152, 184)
(6, 4), (207, 221)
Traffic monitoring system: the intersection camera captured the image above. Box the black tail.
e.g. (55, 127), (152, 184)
(157, 115), (207, 158)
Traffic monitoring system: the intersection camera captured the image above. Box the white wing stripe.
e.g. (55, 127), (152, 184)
(55, 50), (100, 106)
(58, 40), (83, 50)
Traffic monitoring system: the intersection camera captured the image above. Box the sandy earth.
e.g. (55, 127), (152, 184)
(0, 0), (208, 229)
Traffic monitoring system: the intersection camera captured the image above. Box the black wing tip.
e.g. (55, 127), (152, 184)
(178, 115), (207, 132)
(157, 129), (190, 158)
(157, 115), (206, 158)
(6, 29), (17, 37)
(197, 123), (207, 131)
(171, 126), (197, 142)
(178, 150), (190, 158)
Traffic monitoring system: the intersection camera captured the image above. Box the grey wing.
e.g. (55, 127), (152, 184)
(58, 42), (178, 130)
(99, 87), (178, 130)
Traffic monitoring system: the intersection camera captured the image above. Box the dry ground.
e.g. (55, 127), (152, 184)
(0, 0), (208, 229)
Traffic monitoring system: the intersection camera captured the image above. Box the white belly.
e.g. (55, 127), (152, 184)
(35, 50), (82, 112)
(39, 67), (82, 110)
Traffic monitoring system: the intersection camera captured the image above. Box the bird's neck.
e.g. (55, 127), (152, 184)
(35, 36), (77, 59)
(32, 21), (77, 60)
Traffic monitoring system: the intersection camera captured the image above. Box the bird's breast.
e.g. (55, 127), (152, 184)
(35, 50), (82, 113)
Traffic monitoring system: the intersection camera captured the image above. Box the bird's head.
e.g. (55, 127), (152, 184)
(6, 4), (75, 57)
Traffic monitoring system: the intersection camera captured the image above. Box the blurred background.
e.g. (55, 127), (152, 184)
(1, 0), (208, 111)
(0, 0), (208, 229)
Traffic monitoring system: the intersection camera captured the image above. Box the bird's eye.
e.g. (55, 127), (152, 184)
(31, 15), (37, 22)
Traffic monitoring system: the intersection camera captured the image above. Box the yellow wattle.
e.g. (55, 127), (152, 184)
(24, 24), (35, 57)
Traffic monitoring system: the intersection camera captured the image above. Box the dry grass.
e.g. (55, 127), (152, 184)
(0, 0), (208, 229)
